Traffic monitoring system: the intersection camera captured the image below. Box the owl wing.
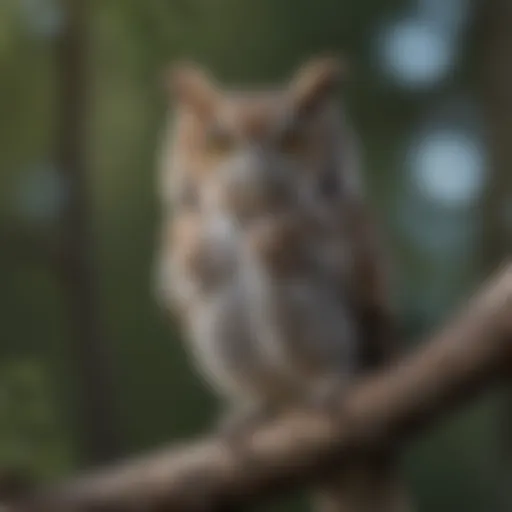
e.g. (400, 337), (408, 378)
(320, 111), (400, 371)
(342, 199), (400, 371)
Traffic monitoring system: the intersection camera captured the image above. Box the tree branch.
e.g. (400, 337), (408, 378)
(7, 263), (512, 512)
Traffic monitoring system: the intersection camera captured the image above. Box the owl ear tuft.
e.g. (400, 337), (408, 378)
(290, 55), (349, 114)
(163, 61), (219, 117)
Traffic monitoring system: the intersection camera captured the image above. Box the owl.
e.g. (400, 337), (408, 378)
(155, 57), (409, 512)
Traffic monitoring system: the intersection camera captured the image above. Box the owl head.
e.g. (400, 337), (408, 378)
(160, 57), (355, 220)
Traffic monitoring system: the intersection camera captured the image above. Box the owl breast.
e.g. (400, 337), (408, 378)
(160, 201), (357, 409)
(238, 228), (357, 403)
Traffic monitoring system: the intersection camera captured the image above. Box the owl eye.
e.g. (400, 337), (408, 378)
(278, 127), (306, 155)
(204, 126), (236, 157)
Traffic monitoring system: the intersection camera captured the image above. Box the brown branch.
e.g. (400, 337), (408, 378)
(7, 263), (512, 512)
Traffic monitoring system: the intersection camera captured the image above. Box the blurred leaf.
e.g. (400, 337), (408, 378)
(0, 360), (71, 479)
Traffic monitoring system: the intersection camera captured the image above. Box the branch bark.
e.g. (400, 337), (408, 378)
(7, 263), (512, 512)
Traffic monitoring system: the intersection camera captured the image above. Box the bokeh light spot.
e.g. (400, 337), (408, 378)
(409, 131), (486, 208)
(13, 164), (67, 225)
(379, 17), (455, 88)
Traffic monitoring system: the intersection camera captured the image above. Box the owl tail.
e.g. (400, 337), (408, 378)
(311, 455), (412, 512)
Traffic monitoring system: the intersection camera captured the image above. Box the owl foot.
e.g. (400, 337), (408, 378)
(216, 404), (273, 443)
(215, 404), (275, 467)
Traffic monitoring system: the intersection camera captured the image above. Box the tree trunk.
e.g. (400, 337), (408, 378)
(55, 0), (121, 465)
(473, 0), (512, 509)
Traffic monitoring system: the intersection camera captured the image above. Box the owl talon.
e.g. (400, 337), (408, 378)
(215, 405), (275, 471)
(216, 405), (273, 446)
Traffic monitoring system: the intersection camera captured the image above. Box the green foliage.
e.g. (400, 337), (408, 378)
(0, 360), (72, 479)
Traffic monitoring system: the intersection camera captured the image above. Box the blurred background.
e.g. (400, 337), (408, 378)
(0, 0), (510, 510)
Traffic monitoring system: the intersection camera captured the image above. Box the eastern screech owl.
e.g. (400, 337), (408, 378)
(155, 57), (407, 512)
(156, 56), (394, 405)
(158, 59), (396, 416)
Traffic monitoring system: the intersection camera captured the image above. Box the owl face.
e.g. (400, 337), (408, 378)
(165, 57), (347, 219)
